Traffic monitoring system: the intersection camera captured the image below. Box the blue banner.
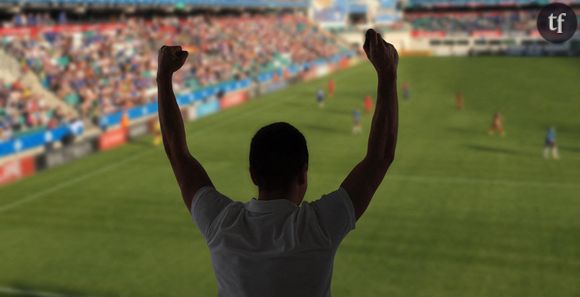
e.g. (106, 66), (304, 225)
(0, 125), (73, 158)
(99, 78), (252, 128)
(196, 99), (221, 118)
(1, 51), (354, 159)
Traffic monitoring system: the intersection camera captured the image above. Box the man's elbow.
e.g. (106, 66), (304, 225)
(380, 155), (395, 170)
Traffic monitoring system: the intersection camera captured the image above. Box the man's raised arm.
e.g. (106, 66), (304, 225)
(157, 46), (213, 211)
(341, 29), (399, 220)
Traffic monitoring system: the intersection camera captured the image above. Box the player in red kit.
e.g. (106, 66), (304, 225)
(455, 91), (464, 111)
(328, 79), (335, 97)
(488, 112), (505, 136)
(364, 95), (373, 113)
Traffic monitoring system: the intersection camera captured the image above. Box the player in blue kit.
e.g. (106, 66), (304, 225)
(316, 88), (325, 108)
(543, 126), (559, 160)
(352, 108), (362, 135)
(402, 81), (410, 100)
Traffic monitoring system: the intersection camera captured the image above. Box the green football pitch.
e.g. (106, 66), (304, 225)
(1, 57), (579, 297)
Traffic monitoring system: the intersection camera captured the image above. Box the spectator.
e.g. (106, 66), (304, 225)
(2, 13), (347, 118)
(0, 78), (61, 139)
(406, 10), (540, 33)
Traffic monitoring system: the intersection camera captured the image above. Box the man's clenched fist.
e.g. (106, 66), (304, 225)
(363, 29), (398, 81)
(158, 45), (189, 76)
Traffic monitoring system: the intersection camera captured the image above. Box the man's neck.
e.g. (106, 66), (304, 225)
(258, 188), (300, 205)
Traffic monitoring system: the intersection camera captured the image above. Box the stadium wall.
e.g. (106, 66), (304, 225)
(0, 156), (36, 186)
(337, 26), (580, 57)
(0, 53), (359, 186)
(405, 30), (580, 56)
(348, 30), (580, 56)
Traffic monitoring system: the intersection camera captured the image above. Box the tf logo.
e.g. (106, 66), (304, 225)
(537, 3), (578, 43)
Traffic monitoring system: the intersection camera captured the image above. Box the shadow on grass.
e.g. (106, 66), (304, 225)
(0, 283), (114, 297)
(447, 127), (484, 135)
(302, 123), (346, 135)
(465, 144), (521, 156)
(127, 138), (156, 148)
(559, 145), (580, 153)
(319, 106), (359, 117)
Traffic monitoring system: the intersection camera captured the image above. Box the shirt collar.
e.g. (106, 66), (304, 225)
(246, 198), (298, 213)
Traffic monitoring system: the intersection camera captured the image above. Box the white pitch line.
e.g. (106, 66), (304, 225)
(388, 174), (580, 189)
(0, 151), (148, 213)
(2, 89), (577, 213)
(196, 93), (296, 130)
(0, 286), (102, 297)
(0, 93), (295, 214)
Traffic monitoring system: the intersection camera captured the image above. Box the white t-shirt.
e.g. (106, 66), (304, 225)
(191, 187), (356, 297)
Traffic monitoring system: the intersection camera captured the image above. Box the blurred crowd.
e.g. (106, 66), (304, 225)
(168, 14), (342, 91)
(0, 13), (345, 142)
(0, 77), (66, 142)
(1, 12), (68, 28)
(406, 10), (539, 33)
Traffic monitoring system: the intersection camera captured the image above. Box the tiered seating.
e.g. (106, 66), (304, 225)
(0, 13), (346, 142)
(0, 78), (65, 141)
(406, 10), (539, 33)
(406, 0), (577, 8)
(1, 0), (308, 8)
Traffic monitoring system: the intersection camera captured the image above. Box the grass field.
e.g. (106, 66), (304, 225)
(1, 57), (579, 297)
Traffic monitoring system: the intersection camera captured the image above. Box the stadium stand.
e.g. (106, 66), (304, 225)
(0, 0), (308, 8)
(2, 13), (61, 28)
(406, 10), (539, 33)
(1, 0), (577, 183)
(1, 14), (345, 117)
(0, 77), (66, 142)
(0, 11), (353, 162)
(407, 0), (580, 8)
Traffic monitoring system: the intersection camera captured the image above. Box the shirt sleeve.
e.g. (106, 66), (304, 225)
(311, 187), (356, 247)
(190, 186), (233, 240)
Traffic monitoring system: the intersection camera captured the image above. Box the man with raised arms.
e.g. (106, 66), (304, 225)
(156, 29), (398, 297)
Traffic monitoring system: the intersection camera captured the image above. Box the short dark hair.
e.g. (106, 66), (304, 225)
(250, 122), (308, 190)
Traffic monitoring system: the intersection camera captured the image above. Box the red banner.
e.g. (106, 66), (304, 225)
(99, 128), (127, 151)
(0, 156), (36, 186)
(0, 23), (124, 37)
(411, 30), (446, 38)
(0, 27), (33, 36)
(220, 91), (248, 110)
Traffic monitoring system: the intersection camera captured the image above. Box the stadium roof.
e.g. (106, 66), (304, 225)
(406, 0), (580, 8)
(0, 0), (308, 8)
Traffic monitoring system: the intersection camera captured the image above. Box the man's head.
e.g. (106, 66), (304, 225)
(250, 122), (308, 202)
